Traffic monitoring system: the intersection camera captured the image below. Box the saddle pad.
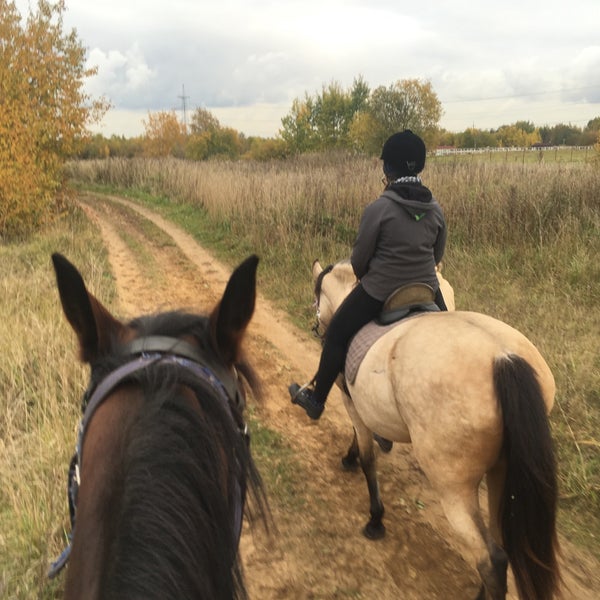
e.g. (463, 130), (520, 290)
(345, 320), (398, 385)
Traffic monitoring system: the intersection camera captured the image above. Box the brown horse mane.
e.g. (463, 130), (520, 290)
(92, 310), (267, 600)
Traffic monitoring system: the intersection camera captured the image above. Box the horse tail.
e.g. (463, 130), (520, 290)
(494, 353), (560, 600)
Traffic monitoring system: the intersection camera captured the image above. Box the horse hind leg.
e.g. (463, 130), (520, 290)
(485, 459), (507, 548)
(341, 428), (393, 472)
(476, 542), (508, 600)
(439, 488), (508, 600)
(475, 461), (510, 599)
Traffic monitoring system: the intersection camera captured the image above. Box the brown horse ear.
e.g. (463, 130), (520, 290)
(210, 255), (258, 365)
(52, 253), (123, 364)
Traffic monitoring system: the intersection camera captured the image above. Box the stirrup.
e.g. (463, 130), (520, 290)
(289, 381), (310, 399)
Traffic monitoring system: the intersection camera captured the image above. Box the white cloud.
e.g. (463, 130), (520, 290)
(14, 0), (600, 136)
(569, 46), (600, 102)
(85, 44), (156, 104)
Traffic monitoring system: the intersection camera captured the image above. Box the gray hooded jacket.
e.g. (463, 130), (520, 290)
(350, 183), (446, 301)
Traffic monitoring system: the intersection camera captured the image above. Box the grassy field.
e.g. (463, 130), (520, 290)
(67, 153), (599, 547)
(0, 206), (301, 599)
(1, 151), (598, 597)
(432, 146), (595, 165)
(0, 211), (114, 598)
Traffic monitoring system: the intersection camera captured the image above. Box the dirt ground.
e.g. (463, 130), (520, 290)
(78, 193), (600, 599)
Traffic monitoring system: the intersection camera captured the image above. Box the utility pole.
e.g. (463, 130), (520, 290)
(178, 84), (190, 134)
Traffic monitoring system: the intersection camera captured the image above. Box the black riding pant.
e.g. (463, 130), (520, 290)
(313, 283), (383, 405)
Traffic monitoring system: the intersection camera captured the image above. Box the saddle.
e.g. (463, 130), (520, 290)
(345, 283), (440, 384)
(379, 282), (439, 325)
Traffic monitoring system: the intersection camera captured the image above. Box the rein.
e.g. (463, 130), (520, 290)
(48, 336), (248, 579)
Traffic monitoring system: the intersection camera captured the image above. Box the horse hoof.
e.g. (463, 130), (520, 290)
(341, 456), (359, 471)
(363, 521), (386, 540)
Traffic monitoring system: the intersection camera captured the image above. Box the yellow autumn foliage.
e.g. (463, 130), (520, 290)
(0, 0), (108, 238)
(142, 111), (187, 158)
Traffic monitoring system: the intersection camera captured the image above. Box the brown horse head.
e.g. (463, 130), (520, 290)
(51, 253), (266, 600)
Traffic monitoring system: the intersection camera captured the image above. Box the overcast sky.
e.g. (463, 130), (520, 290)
(15, 0), (600, 137)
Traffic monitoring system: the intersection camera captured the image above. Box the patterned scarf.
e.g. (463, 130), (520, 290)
(391, 175), (422, 185)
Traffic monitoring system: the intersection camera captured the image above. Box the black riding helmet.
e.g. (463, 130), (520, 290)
(380, 130), (426, 176)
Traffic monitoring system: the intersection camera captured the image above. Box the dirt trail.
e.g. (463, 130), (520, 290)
(79, 193), (599, 599)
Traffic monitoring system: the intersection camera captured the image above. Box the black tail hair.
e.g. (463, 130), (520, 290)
(494, 354), (560, 600)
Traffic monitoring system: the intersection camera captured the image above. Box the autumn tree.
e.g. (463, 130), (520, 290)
(280, 77), (370, 153)
(457, 127), (499, 149)
(189, 107), (221, 136)
(185, 107), (243, 160)
(76, 134), (143, 159)
(495, 124), (540, 147)
(186, 108), (222, 159)
(0, 0), (108, 237)
(281, 77), (442, 156)
(581, 117), (600, 145)
(243, 137), (288, 161)
(142, 110), (186, 158)
(279, 96), (318, 153)
(312, 79), (370, 148)
(539, 123), (583, 146)
(207, 127), (243, 159)
(353, 79), (443, 154)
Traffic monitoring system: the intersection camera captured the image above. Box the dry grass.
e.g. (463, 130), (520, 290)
(0, 208), (114, 598)
(68, 154), (600, 551)
(2, 154), (597, 599)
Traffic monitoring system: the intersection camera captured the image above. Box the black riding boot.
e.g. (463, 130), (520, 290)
(289, 383), (324, 420)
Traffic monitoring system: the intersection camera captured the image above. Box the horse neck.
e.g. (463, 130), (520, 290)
(65, 391), (142, 600)
(326, 264), (356, 311)
(67, 386), (244, 599)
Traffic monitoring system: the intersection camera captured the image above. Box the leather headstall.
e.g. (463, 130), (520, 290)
(48, 335), (248, 579)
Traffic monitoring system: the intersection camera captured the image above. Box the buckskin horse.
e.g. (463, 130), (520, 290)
(49, 253), (266, 600)
(311, 259), (559, 600)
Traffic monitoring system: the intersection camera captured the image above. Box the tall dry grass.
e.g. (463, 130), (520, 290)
(68, 154), (600, 550)
(1, 155), (598, 597)
(68, 154), (598, 251)
(0, 208), (114, 598)
(68, 155), (599, 316)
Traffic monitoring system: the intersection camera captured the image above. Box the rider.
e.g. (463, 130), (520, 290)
(289, 129), (447, 420)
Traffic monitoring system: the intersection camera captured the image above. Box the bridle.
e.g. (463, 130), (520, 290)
(49, 336), (248, 579)
(80, 336), (248, 453)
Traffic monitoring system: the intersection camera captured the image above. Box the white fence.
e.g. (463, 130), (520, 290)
(434, 146), (593, 156)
